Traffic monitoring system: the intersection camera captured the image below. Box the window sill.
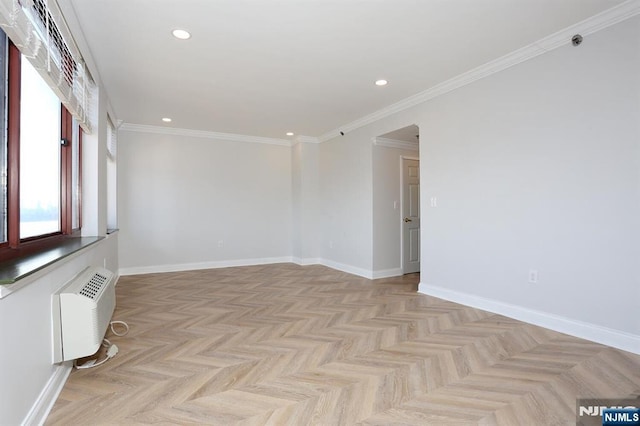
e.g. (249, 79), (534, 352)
(0, 236), (103, 296)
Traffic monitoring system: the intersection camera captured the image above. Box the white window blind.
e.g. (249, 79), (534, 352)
(0, 0), (95, 133)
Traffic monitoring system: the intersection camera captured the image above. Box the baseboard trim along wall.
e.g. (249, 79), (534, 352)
(119, 257), (295, 276)
(291, 257), (322, 266)
(418, 282), (640, 355)
(120, 257), (405, 281)
(23, 362), (72, 426)
(371, 268), (404, 279)
(318, 259), (374, 279)
(293, 260), (402, 280)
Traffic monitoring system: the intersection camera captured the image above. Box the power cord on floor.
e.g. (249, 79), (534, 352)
(74, 320), (129, 369)
(110, 320), (129, 336)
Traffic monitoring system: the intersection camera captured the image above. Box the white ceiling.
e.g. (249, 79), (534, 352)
(65, 0), (624, 140)
(380, 125), (419, 143)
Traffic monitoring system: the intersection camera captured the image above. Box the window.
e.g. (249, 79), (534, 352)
(0, 29), (82, 260)
(19, 55), (62, 239)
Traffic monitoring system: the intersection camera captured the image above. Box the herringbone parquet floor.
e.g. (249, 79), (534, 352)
(47, 263), (640, 425)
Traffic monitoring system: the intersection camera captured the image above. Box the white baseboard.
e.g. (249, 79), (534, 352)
(23, 362), (72, 426)
(372, 268), (403, 279)
(277, 257), (376, 279)
(121, 257), (402, 283)
(418, 282), (640, 355)
(119, 256), (295, 276)
(318, 259), (373, 279)
(291, 257), (322, 266)
(292, 259), (402, 280)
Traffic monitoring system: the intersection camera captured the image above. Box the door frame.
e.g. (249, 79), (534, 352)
(400, 155), (420, 274)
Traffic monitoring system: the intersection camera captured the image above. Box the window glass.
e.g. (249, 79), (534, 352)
(19, 56), (61, 238)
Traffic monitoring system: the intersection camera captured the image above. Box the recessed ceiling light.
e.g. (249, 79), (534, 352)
(172, 29), (191, 40)
(286, 132), (294, 136)
(162, 117), (172, 123)
(375, 79), (388, 86)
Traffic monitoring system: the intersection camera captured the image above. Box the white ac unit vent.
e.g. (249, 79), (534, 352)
(52, 266), (116, 363)
(78, 272), (110, 299)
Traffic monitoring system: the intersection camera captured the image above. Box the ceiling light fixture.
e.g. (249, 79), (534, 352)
(375, 79), (388, 86)
(286, 132), (294, 136)
(162, 117), (172, 123)
(172, 29), (191, 40)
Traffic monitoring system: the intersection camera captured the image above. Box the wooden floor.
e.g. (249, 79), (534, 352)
(48, 263), (640, 425)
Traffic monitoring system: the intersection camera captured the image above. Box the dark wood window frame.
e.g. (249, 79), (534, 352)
(0, 40), (82, 263)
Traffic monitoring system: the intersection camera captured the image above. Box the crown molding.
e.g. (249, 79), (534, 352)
(295, 135), (321, 144)
(318, 0), (640, 143)
(119, 1), (639, 146)
(373, 137), (419, 151)
(119, 123), (293, 147)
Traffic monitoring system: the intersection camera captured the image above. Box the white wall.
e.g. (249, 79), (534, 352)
(292, 143), (303, 258)
(417, 15), (640, 341)
(79, 74), (113, 238)
(118, 131), (293, 273)
(372, 144), (419, 275)
(316, 15), (639, 351)
(317, 128), (375, 274)
(291, 142), (321, 262)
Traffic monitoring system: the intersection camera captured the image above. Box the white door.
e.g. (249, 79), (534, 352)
(402, 158), (420, 274)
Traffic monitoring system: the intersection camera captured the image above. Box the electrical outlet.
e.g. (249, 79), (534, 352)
(528, 269), (538, 283)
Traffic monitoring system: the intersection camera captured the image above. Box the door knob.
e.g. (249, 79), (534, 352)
(404, 217), (412, 223)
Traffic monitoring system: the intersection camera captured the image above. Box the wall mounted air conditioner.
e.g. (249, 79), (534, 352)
(52, 266), (116, 363)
